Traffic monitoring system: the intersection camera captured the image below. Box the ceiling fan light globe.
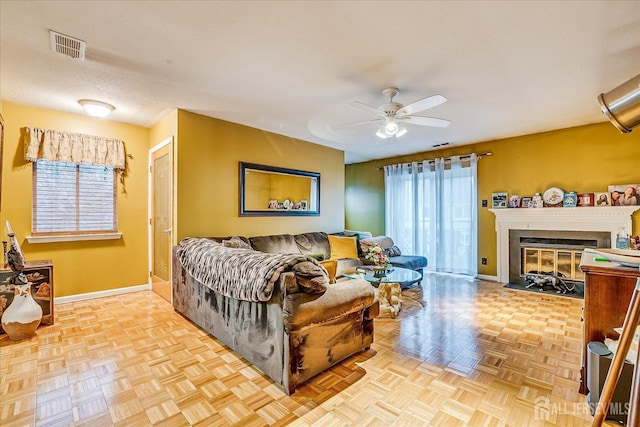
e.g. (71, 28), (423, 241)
(396, 125), (408, 138)
(385, 121), (399, 135)
(376, 126), (391, 139)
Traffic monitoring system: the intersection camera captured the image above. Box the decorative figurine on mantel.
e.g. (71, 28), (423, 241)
(1, 221), (42, 340)
(532, 193), (544, 208)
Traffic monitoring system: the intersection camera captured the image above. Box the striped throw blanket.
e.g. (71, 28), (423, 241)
(176, 237), (312, 302)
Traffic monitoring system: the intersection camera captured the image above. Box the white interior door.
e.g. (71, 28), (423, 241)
(150, 141), (172, 302)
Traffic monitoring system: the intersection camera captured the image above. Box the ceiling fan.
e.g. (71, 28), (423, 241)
(337, 87), (451, 139)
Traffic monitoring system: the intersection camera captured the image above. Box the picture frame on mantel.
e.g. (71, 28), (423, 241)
(608, 184), (640, 206)
(492, 192), (508, 208)
(508, 195), (520, 208)
(595, 192), (610, 206)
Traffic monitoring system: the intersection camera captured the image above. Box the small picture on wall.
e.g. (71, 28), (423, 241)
(492, 192), (508, 208)
(595, 192), (610, 206)
(520, 196), (532, 208)
(608, 184), (640, 206)
(509, 195), (520, 208)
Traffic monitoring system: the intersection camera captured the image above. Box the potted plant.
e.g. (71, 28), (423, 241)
(365, 245), (390, 278)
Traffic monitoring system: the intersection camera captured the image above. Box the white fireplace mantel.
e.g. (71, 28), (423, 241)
(489, 206), (639, 283)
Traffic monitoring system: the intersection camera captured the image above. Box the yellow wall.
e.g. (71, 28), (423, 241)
(0, 105), (346, 297)
(175, 110), (345, 239)
(345, 121), (640, 277)
(0, 102), (150, 297)
(150, 110), (177, 149)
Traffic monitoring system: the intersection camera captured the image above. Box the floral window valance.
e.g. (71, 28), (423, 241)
(24, 127), (126, 169)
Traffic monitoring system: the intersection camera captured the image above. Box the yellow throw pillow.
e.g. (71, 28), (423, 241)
(320, 259), (338, 284)
(328, 235), (358, 260)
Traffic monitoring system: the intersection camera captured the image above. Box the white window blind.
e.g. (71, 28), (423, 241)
(33, 160), (117, 234)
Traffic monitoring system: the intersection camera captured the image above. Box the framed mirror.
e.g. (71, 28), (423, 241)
(240, 162), (320, 216)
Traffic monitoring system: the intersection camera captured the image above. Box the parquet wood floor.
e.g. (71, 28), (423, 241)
(0, 274), (618, 426)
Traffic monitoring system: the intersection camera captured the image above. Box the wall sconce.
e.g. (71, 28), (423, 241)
(78, 99), (115, 118)
(598, 74), (640, 133)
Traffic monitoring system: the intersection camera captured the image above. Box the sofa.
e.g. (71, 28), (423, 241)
(333, 230), (428, 287)
(243, 230), (427, 284)
(172, 234), (378, 395)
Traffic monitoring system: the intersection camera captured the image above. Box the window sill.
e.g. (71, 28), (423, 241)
(26, 233), (123, 244)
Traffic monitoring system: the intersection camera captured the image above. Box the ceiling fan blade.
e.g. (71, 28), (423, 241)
(349, 101), (385, 116)
(396, 94), (447, 116)
(332, 118), (382, 130)
(403, 115), (452, 128)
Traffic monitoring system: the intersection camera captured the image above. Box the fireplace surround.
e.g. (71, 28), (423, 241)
(509, 229), (610, 287)
(490, 206), (639, 283)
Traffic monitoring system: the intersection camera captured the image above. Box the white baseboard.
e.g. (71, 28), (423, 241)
(54, 284), (151, 304)
(477, 274), (499, 282)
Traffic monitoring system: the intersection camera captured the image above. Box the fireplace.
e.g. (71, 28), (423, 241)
(490, 206), (639, 283)
(508, 229), (610, 287)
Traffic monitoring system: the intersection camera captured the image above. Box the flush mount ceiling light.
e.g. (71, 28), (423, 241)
(78, 99), (115, 118)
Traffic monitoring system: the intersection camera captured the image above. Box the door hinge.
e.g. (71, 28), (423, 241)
(149, 271), (152, 277)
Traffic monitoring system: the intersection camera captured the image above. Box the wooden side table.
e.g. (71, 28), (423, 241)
(0, 259), (54, 332)
(579, 254), (640, 394)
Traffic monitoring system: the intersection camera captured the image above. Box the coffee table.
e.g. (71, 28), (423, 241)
(343, 267), (422, 318)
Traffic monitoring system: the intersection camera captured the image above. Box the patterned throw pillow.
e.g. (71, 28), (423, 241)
(360, 236), (395, 254)
(384, 245), (402, 257)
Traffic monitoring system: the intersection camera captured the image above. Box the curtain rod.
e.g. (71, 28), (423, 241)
(376, 152), (492, 170)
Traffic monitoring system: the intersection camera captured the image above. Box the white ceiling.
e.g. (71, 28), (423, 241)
(1, 1), (639, 164)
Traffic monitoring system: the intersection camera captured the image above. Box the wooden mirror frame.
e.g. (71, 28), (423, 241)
(0, 113), (4, 211)
(239, 162), (320, 217)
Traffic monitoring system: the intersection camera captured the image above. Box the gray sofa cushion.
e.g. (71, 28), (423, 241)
(294, 232), (331, 260)
(250, 234), (301, 254)
(390, 255), (428, 270)
(222, 236), (253, 249)
(206, 235), (251, 246)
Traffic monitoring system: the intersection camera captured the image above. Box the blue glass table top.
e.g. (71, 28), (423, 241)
(343, 266), (422, 286)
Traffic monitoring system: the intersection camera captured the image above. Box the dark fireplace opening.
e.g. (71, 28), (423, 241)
(508, 230), (611, 295)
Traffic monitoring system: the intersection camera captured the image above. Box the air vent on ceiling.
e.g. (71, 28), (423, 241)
(49, 30), (85, 61)
(431, 142), (451, 148)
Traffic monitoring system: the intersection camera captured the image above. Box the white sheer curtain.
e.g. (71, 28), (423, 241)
(384, 154), (478, 276)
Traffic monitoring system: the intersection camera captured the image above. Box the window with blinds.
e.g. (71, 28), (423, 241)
(32, 160), (117, 234)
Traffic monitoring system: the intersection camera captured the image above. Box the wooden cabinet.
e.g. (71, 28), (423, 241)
(0, 260), (53, 332)
(579, 256), (640, 394)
